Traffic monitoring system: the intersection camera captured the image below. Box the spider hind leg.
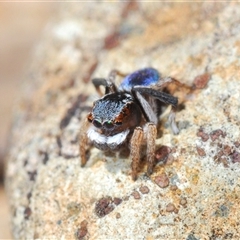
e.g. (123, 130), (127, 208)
(130, 126), (144, 181)
(79, 119), (90, 167)
(144, 122), (157, 176)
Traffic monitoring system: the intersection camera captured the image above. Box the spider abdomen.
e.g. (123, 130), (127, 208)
(120, 68), (160, 91)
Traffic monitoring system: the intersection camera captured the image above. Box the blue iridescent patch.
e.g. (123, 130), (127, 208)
(119, 68), (160, 91)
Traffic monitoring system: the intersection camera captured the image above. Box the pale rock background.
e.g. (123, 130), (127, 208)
(0, 3), (55, 238)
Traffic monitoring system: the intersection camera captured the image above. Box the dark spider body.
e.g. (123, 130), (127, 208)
(80, 68), (179, 180)
(87, 92), (142, 151)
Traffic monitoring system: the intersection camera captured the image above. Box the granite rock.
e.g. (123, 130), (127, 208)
(5, 2), (240, 239)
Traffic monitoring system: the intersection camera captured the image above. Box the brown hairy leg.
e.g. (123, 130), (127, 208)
(145, 122), (157, 176)
(130, 126), (143, 181)
(79, 118), (90, 167)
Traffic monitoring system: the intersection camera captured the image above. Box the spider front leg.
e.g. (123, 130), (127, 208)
(145, 122), (157, 176)
(108, 69), (127, 81)
(92, 69), (126, 96)
(92, 77), (117, 95)
(79, 118), (90, 167)
(130, 126), (144, 181)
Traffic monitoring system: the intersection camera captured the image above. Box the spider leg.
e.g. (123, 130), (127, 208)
(156, 77), (192, 92)
(130, 126), (144, 181)
(144, 122), (157, 176)
(92, 78), (108, 96)
(133, 87), (178, 107)
(92, 77), (118, 95)
(79, 118), (90, 167)
(92, 69), (127, 96)
(108, 69), (127, 80)
(160, 105), (179, 135)
(133, 90), (158, 124)
(168, 106), (179, 135)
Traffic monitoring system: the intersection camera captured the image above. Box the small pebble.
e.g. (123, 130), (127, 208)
(234, 141), (240, 148)
(223, 145), (232, 155)
(131, 191), (141, 199)
(155, 146), (171, 163)
(154, 173), (169, 188)
(170, 185), (178, 191)
(193, 73), (210, 89)
(231, 151), (240, 163)
(166, 203), (177, 213)
(179, 198), (187, 206)
(113, 197), (122, 205)
(139, 186), (150, 194)
(196, 147), (206, 156)
(196, 128), (209, 142)
(24, 207), (32, 220)
(210, 129), (226, 141)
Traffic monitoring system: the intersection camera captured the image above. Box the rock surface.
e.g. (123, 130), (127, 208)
(5, 2), (240, 239)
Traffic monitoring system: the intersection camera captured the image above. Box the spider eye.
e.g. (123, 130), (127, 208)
(92, 119), (102, 128)
(115, 121), (122, 125)
(103, 121), (114, 129)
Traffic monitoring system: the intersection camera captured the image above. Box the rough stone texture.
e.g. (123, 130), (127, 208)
(5, 2), (240, 239)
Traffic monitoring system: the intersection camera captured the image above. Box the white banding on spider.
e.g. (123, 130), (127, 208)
(87, 126), (130, 146)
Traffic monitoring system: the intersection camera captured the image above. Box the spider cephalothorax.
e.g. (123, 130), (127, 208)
(79, 67), (179, 180)
(86, 92), (142, 151)
(88, 92), (142, 135)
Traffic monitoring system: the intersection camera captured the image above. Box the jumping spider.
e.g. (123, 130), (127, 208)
(79, 67), (181, 180)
